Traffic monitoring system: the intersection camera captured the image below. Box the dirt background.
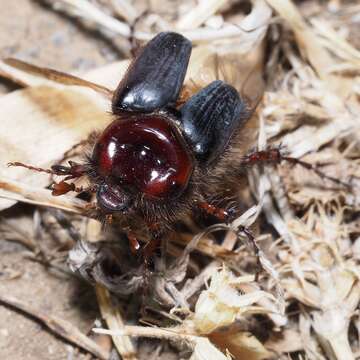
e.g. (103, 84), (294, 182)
(1, 1), (359, 359)
(0, 1), (125, 359)
(0, 0), (127, 93)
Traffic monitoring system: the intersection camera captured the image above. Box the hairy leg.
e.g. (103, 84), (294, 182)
(196, 200), (262, 277)
(240, 146), (350, 188)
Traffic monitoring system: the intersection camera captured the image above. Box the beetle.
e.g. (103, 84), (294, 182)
(9, 32), (348, 258)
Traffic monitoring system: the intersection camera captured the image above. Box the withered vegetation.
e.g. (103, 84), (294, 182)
(0, 0), (359, 359)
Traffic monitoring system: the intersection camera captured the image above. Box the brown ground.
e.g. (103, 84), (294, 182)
(2, 1), (359, 359)
(0, 1), (123, 359)
(0, 0), (126, 94)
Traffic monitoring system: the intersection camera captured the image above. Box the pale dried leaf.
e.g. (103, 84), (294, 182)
(0, 85), (111, 210)
(210, 331), (271, 360)
(192, 267), (276, 334)
(190, 338), (230, 360)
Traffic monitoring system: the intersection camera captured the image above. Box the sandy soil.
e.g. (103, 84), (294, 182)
(0, 1), (122, 358)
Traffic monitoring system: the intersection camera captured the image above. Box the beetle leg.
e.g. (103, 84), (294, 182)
(142, 237), (161, 268)
(142, 224), (163, 266)
(196, 201), (261, 278)
(237, 226), (262, 281)
(241, 146), (351, 189)
(196, 201), (233, 223)
(51, 181), (76, 196)
(51, 181), (96, 196)
(196, 201), (238, 224)
(125, 228), (141, 255)
(125, 223), (163, 267)
(139, 226), (164, 314)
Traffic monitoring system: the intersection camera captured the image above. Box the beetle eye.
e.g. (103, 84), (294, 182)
(112, 32), (192, 113)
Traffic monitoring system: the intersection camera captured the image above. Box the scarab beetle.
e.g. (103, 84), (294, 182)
(89, 32), (249, 218)
(10, 32), (344, 254)
(33, 32), (253, 236)
(8, 32), (255, 249)
(90, 32), (251, 226)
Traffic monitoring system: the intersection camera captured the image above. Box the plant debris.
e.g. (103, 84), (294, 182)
(0, 0), (359, 359)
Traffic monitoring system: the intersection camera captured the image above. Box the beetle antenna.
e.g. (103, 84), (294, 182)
(9, 160), (89, 181)
(8, 162), (57, 175)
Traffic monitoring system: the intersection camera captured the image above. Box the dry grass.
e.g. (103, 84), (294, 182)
(0, 0), (359, 359)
